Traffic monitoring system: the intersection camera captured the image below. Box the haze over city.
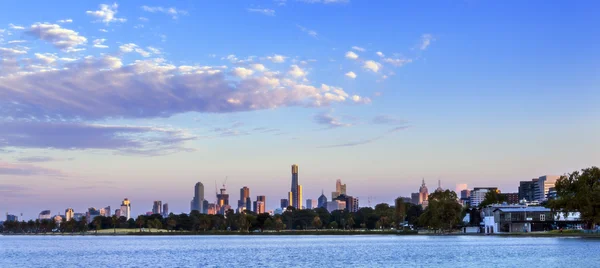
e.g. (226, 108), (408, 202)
(0, 1), (598, 219)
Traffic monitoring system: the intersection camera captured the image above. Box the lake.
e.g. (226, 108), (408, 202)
(1, 235), (599, 267)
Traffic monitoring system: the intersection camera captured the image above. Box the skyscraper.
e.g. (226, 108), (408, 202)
(318, 190), (328, 208)
(298, 185), (303, 209)
(332, 179), (347, 199)
(306, 199), (316, 209)
(152, 201), (162, 215)
(65, 208), (74, 221)
(190, 182), (205, 213)
(254, 195), (266, 214)
(120, 198), (131, 220)
(162, 203), (169, 217)
(535, 175), (560, 202)
(288, 191), (294, 208)
(217, 188), (230, 215)
(280, 198), (289, 209)
(239, 186), (250, 211)
(419, 179), (429, 208)
(39, 210), (51, 220)
(100, 206), (111, 217)
(291, 164), (300, 209)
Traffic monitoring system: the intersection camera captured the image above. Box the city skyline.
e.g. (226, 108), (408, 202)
(0, 1), (598, 219)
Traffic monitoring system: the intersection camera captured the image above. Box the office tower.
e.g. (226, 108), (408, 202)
(469, 187), (498, 207)
(411, 193), (419, 205)
(325, 200), (346, 213)
(435, 180), (443, 192)
(288, 191), (294, 208)
(246, 197), (252, 212)
(203, 200), (209, 214)
(207, 203), (217, 215)
(345, 196), (359, 212)
(152, 201), (162, 215)
(65, 208), (74, 221)
(460, 189), (471, 206)
(6, 214), (18, 222)
(254, 196), (266, 213)
(291, 164), (300, 209)
(518, 179), (537, 202)
(217, 188), (230, 215)
(318, 190), (328, 208)
(535, 175), (560, 202)
(162, 203), (169, 217)
(298, 185), (303, 209)
(281, 199), (289, 209)
(337, 179), (347, 195)
(306, 199), (314, 209)
(100, 206), (111, 217)
(38, 210), (51, 220)
(120, 198), (131, 220)
(190, 182), (205, 213)
(418, 179), (429, 207)
(87, 207), (100, 223)
(239, 186), (250, 211)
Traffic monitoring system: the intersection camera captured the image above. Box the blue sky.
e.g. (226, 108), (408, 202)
(0, 0), (598, 219)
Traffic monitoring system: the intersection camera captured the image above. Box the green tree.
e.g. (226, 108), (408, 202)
(136, 216), (145, 232)
(274, 217), (284, 232)
(328, 221), (338, 229)
(479, 190), (506, 207)
(153, 218), (162, 231)
(263, 218), (274, 230)
(312, 216), (322, 229)
(111, 215), (118, 234)
(167, 217), (177, 232)
(93, 216), (102, 234)
(548, 167), (600, 230)
(419, 190), (463, 232)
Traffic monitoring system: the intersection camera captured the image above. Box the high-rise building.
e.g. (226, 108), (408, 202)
(332, 179), (347, 200)
(535, 175), (560, 202)
(346, 196), (359, 212)
(153, 201), (162, 215)
(298, 185), (303, 210)
(203, 200), (209, 214)
(306, 199), (315, 209)
(120, 198), (131, 220)
(500, 193), (519, 204)
(38, 210), (51, 220)
(65, 208), (74, 221)
(518, 179), (537, 202)
(288, 191), (294, 208)
(460, 189), (471, 206)
(87, 207), (100, 223)
(162, 203), (169, 217)
(318, 190), (328, 208)
(419, 179), (429, 208)
(6, 214), (18, 222)
(100, 206), (111, 217)
(239, 187), (250, 211)
(325, 200), (346, 213)
(281, 198), (289, 209)
(207, 203), (217, 215)
(470, 187), (498, 207)
(217, 188), (230, 215)
(190, 182), (205, 213)
(411, 192), (420, 205)
(291, 164), (300, 209)
(253, 196), (266, 213)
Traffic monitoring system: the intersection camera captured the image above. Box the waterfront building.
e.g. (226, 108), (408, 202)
(38, 210), (51, 220)
(318, 191), (328, 208)
(120, 198), (131, 220)
(483, 205), (580, 233)
(65, 208), (74, 221)
(162, 203), (169, 217)
(190, 182), (205, 213)
(290, 164), (301, 209)
(152, 201), (162, 215)
(469, 187), (498, 207)
(280, 199), (289, 209)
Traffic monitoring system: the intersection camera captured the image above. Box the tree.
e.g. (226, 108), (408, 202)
(136, 216), (145, 232)
(548, 167), (600, 230)
(312, 216), (322, 229)
(93, 217), (102, 234)
(167, 217), (177, 232)
(328, 221), (338, 229)
(153, 219), (162, 231)
(419, 190), (463, 232)
(395, 198), (406, 229)
(263, 218), (274, 230)
(111, 215), (118, 234)
(274, 217), (285, 231)
(479, 190), (506, 207)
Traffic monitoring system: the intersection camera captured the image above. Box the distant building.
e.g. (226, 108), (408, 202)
(190, 182), (205, 213)
(65, 208), (74, 221)
(280, 199), (289, 209)
(6, 214), (18, 222)
(239, 186), (250, 211)
(216, 188), (230, 215)
(469, 187), (498, 207)
(331, 179), (347, 199)
(500, 193), (519, 204)
(115, 209), (122, 218)
(535, 175), (560, 202)
(162, 203), (169, 217)
(73, 213), (84, 221)
(318, 191), (328, 208)
(120, 198), (131, 220)
(254, 196), (266, 214)
(207, 203), (217, 215)
(53, 215), (63, 225)
(290, 164), (300, 209)
(298, 185), (303, 210)
(410, 193), (420, 205)
(152, 201), (162, 215)
(435, 180), (443, 192)
(325, 200), (346, 213)
(306, 199), (316, 209)
(100, 206), (111, 217)
(87, 208), (100, 223)
(346, 196), (359, 212)
(418, 179), (429, 208)
(38, 210), (51, 220)
(518, 179), (538, 202)
(288, 191), (294, 208)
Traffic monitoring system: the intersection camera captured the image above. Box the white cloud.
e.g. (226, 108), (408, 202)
(99, 29), (108, 32)
(9, 24), (25, 30)
(288, 64), (307, 78)
(138, 17), (149, 22)
(86, 3), (126, 24)
(250, 63), (266, 72)
(352, 46), (365, 52)
(119, 43), (151, 57)
(56, 19), (73, 24)
(314, 112), (351, 128)
(141, 6), (188, 19)
(345, 51), (358, 60)
(383, 57), (412, 67)
(363, 60), (381, 72)
(147, 46), (160, 54)
(232, 67), (254, 79)
(267, 54), (286, 63)
(7, 40), (27, 44)
(297, 25), (318, 38)
(376, 51), (384, 57)
(247, 8), (275, 16)
(26, 23), (87, 51)
(34, 53), (59, 64)
(93, 38), (108, 48)
(345, 71), (356, 79)
(420, 33), (434, 50)
(351, 95), (371, 104)
(0, 47), (27, 57)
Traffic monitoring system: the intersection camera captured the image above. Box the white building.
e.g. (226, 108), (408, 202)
(120, 198), (132, 220)
(65, 208), (74, 221)
(469, 187), (498, 207)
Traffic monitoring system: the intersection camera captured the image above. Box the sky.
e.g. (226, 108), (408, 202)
(0, 0), (598, 219)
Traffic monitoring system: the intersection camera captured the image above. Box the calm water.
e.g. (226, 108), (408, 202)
(1, 235), (600, 267)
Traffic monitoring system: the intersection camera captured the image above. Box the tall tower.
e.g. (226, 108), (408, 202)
(298, 185), (303, 210)
(239, 186), (250, 211)
(65, 208), (74, 221)
(120, 198), (131, 220)
(190, 182), (205, 213)
(152, 201), (162, 215)
(291, 164), (300, 209)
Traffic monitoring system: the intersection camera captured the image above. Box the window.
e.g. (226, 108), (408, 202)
(540, 214), (545, 221)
